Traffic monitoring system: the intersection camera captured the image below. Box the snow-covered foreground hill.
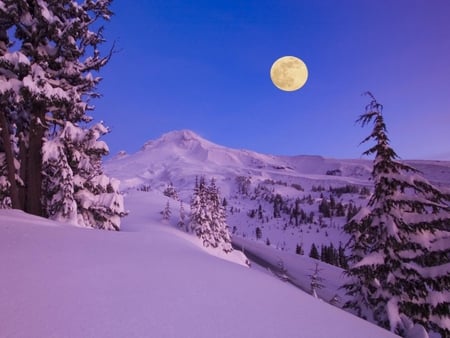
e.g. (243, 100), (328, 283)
(3, 130), (447, 337)
(0, 190), (399, 338)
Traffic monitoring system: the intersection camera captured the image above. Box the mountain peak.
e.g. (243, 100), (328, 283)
(161, 129), (204, 142)
(141, 129), (215, 151)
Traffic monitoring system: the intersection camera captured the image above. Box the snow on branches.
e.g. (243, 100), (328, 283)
(343, 93), (449, 337)
(0, 0), (124, 229)
(189, 176), (233, 253)
(43, 121), (125, 230)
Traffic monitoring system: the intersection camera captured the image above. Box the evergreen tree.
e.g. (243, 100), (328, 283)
(206, 178), (232, 253)
(162, 200), (171, 222)
(190, 176), (207, 235)
(273, 194), (282, 218)
(338, 242), (348, 269)
(0, 0), (124, 229)
(178, 201), (187, 230)
(42, 122), (125, 230)
(343, 93), (450, 336)
(163, 182), (179, 200)
(189, 177), (232, 253)
(309, 263), (324, 298)
(309, 243), (320, 260)
(255, 226), (262, 240)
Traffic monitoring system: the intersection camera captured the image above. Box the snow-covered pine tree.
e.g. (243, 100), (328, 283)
(0, 161), (12, 208)
(178, 200), (187, 230)
(163, 182), (179, 201)
(190, 176), (206, 235)
(42, 132), (77, 224)
(189, 177), (232, 253)
(43, 122), (125, 230)
(343, 93), (450, 337)
(206, 178), (232, 253)
(162, 200), (171, 222)
(309, 262), (324, 298)
(0, 1), (117, 216)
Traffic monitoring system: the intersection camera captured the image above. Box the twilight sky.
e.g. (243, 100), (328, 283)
(94, 0), (450, 160)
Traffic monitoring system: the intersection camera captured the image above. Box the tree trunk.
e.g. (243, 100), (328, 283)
(24, 109), (46, 216)
(0, 111), (21, 209)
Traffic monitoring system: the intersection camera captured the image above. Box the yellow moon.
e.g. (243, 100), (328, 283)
(270, 56), (308, 91)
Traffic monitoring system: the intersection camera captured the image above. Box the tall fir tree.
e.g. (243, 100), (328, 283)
(189, 177), (232, 253)
(343, 93), (450, 336)
(207, 178), (232, 253)
(178, 200), (187, 230)
(162, 199), (171, 222)
(0, 1), (125, 229)
(42, 122), (125, 230)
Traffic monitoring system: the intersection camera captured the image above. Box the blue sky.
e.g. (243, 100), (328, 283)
(94, 0), (450, 160)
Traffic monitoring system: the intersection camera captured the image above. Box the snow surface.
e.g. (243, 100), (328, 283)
(3, 129), (449, 338)
(0, 190), (399, 338)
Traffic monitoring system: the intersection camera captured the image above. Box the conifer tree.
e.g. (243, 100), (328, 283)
(189, 177), (232, 253)
(163, 182), (179, 200)
(190, 176), (208, 235)
(343, 93), (450, 336)
(178, 200), (187, 230)
(42, 122), (125, 230)
(309, 243), (319, 260)
(309, 263), (324, 298)
(0, 0), (124, 229)
(162, 200), (171, 222)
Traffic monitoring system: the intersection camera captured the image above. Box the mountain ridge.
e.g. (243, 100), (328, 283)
(106, 129), (450, 194)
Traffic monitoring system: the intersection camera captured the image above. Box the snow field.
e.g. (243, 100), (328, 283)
(0, 193), (399, 338)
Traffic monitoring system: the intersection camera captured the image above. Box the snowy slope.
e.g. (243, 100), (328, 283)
(0, 196), (399, 338)
(4, 130), (447, 337)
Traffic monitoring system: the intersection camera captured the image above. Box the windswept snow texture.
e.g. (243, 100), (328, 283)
(0, 197), (399, 338)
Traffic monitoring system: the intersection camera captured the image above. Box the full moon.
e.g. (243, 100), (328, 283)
(270, 56), (308, 91)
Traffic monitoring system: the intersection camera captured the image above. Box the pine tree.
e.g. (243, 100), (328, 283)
(343, 93), (450, 336)
(162, 200), (171, 222)
(309, 243), (320, 260)
(190, 176), (208, 236)
(189, 177), (232, 253)
(255, 226), (262, 239)
(178, 201), (187, 230)
(42, 122), (125, 230)
(309, 263), (324, 298)
(163, 182), (179, 200)
(0, 0), (124, 229)
(206, 178), (233, 253)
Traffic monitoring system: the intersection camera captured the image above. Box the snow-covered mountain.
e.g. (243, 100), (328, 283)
(107, 129), (371, 190)
(105, 129), (450, 259)
(108, 129), (450, 192)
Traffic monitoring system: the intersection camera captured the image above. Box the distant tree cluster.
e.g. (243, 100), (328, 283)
(163, 182), (179, 200)
(308, 242), (347, 269)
